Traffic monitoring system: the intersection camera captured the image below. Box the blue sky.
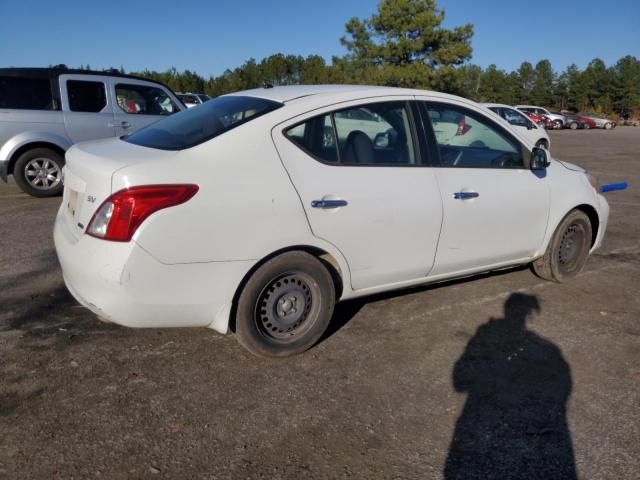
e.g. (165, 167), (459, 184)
(0, 0), (638, 76)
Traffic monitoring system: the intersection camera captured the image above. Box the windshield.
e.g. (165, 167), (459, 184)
(124, 95), (282, 150)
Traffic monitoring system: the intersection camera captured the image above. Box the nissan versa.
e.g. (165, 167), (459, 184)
(54, 85), (610, 357)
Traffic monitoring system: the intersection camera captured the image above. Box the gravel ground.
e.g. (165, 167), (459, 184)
(1, 128), (639, 479)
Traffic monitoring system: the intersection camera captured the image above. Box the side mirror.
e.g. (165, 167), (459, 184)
(530, 147), (550, 171)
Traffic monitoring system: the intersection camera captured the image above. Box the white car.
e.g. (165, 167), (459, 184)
(176, 93), (211, 108)
(54, 85), (610, 357)
(481, 103), (551, 150)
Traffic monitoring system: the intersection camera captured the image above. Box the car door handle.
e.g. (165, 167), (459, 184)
(311, 199), (348, 209)
(453, 192), (479, 200)
(108, 121), (132, 129)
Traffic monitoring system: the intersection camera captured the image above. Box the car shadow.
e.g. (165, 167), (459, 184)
(443, 293), (576, 480)
(319, 265), (530, 344)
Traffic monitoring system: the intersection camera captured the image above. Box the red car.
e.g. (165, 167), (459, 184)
(579, 116), (597, 129)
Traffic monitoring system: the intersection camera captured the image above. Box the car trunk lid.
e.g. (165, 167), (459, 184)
(61, 138), (178, 239)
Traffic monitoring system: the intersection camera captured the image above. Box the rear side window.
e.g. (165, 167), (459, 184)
(67, 80), (106, 112)
(0, 76), (54, 110)
(124, 95), (282, 150)
(285, 101), (417, 166)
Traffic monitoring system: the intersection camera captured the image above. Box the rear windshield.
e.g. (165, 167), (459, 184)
(124, 95), (282, 150)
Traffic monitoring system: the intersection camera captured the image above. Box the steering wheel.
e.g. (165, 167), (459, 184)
(491, 153), (519, 168)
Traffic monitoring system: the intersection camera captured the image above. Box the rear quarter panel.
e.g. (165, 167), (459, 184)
(0, 110), (70, 161)
(111, 115), (351, 282)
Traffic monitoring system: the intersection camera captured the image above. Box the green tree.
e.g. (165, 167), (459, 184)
(530, 59), (555, 106)
(339, 0), (473, 88)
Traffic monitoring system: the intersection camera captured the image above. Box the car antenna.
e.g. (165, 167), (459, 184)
(263, 82), (274, 89)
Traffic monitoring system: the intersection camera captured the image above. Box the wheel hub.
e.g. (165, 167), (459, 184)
(25, 158), (61, 190)
(557, 222), (587, 274)
(258, 274), (313, 339)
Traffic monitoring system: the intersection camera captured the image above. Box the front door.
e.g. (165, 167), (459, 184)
(59, 74), (116, 143)
(272, 99), (443, 291)
(420, 100), (550, 276)
(109, 79), (182, 136)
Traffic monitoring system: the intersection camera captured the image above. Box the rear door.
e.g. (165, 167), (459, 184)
(419, 100), (550, 276)
(272, 99), (443, 291)
(109, 79), (183, 135)
(59, 74), (116, 143)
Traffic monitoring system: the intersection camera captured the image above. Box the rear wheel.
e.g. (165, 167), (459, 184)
(569, 122), (578, 130)
(13, 147), (65, 197)
(532, 210), (592, 283)
(235, 251), (335, 357)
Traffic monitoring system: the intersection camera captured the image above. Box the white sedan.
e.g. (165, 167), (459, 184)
(54, 85), (610, 357)
(481, 103), (551, 150)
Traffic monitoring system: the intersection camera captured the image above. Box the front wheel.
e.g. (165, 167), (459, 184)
(235, 251), (336, 357)
(13, 147), (65, 197)
(569, 122), (578, 130)
(604, 122), (613, 130)
(532, 210), (592, 283)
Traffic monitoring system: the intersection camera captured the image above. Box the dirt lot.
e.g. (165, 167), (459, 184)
(1, 128), (639, 479)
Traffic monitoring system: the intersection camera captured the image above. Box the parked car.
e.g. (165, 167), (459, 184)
(561, 112), (586, 130)
(54, 85), (610, 357)
(482, 103), (550, 150)
(580, 112), (616, 129)
(516, 105), (566, 129)
(520, 110), (549, 128)
(176, 93), (211, 108)
(0, 67), (185, 197)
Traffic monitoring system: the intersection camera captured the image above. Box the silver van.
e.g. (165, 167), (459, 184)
(0, 67), (185, 197)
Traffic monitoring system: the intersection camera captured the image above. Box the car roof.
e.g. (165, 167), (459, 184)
(515, 105), (547, 109)
(0, 67), (174, 90)
(225, 84), (426, 103)
(480, 103), (518, 109)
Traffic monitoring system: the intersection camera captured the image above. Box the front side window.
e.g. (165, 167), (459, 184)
(124, 95), (281, 150)
(285, 102), (417, 166)
(67, 80), (106, 112)
(0, 76), (54, 110)
(426, 103), (523, 169)
(116, 83), (180, 115)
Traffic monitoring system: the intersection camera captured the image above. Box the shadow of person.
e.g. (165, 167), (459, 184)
(444, 293), (576, 480)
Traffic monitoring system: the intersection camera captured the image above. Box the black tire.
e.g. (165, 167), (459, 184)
(532, 210), (592, 283)
(235, 251), (336, 357)
(604, 122), (613, 130)
(583, 123), (591, 130)
(535, 139), (548, 149)
(13, 147), (65, 197)
(569, 122), (578, 130)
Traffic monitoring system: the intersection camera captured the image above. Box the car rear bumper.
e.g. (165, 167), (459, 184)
(54, 205), (253, 334)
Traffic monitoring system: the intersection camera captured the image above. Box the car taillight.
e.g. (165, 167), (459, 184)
(456, 118), (471, 136)
(86, 184), (199, 242)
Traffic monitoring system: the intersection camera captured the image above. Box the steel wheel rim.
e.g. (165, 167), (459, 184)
(557, 222), (587, 275)
(255, 272), (318, 342)
(24, 157), (61, 190)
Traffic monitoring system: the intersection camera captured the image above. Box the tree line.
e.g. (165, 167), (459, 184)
(122, 0), (638, 115)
